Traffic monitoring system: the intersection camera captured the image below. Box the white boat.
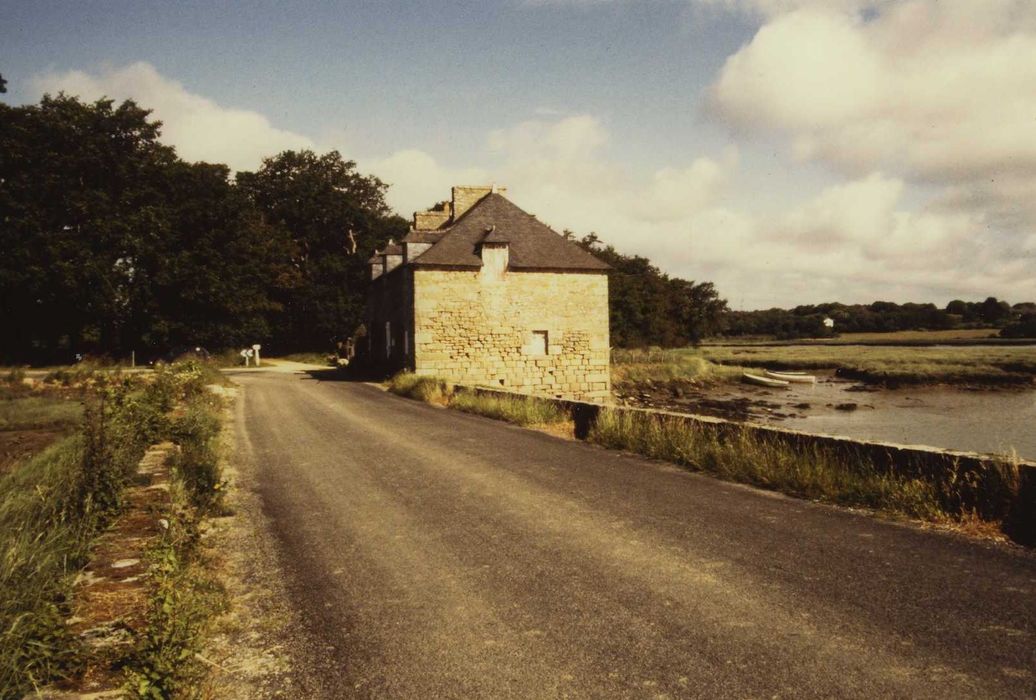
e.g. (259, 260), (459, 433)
(743, 372), (790, 388)
(764, 370), (817, 384)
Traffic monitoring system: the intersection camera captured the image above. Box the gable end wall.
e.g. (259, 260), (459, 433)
(412, 269), (610, 401)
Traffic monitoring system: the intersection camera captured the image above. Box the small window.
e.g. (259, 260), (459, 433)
(530, 330), (548, 356)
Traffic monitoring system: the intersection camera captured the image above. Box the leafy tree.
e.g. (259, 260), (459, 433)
(136, 161), (298, 351)
(1001, 313), (1036, 338)
(574, 233), (728, 347)
(0, 96), (309, 362)
(237, 150), (407, 352)
(979, 296), (1012, 324)
(0, 94), (175, 361)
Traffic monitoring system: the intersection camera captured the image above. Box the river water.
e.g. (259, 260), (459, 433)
(726, 378), (1036, 460)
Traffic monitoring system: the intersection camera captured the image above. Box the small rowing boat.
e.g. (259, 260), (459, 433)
(743, 372), (789, 388)
(764, 370), (817, 384)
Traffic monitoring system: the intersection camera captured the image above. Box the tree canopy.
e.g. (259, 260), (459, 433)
(573, 233), (728, 347)
(0, 95), (402, 362)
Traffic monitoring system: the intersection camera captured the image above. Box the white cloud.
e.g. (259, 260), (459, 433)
(30, 62), (314, 172)
(709, 1), (1036, 184)
(358, 109), (1034, 307)
(363, 149), (490, 217)
(26, 61), (1034, 307)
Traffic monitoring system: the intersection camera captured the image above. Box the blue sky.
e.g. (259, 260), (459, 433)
(3, 0), (1035, 308)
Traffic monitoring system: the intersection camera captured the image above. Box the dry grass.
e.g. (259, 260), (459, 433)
(449, 390), (568, 427)
(610, 348), (741, 389)
(387, 373), (568, 427)
(813, 329), (999, 343)
(589, 409), (944, 518)
(588, 408), (1027, 535)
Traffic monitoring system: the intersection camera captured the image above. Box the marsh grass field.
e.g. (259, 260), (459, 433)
(613, 343), (1036, 389)
(0, 373), (84, 475)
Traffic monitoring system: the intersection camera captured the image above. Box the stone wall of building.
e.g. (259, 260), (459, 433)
(364, 267), (414, 374)
(412, 268), (610, 401)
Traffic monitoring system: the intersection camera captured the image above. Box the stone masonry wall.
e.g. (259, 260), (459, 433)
(412, 269), (610, 401)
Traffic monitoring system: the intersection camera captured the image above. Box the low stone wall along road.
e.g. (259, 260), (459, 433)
(230, 368), (1036, 698)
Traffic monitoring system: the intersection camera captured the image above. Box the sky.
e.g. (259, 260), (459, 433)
(2, 0), (1035, 309)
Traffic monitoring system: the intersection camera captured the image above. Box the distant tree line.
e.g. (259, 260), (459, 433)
(572, 233), (729, 347)
(724, 298), (1036, 340)
(0, 94), (406, 363)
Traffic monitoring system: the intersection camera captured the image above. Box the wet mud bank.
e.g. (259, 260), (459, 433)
(618, 374), (1036, 461)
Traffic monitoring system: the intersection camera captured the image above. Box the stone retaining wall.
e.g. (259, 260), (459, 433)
(467, 385), (1036, 545)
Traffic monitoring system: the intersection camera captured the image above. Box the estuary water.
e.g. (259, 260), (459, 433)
(736, 379), (1036, 460)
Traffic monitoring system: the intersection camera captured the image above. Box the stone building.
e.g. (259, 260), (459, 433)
(364, 186), (611, 402)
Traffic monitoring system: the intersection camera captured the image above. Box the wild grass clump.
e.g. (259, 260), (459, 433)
(610, 348), (740, 390)
(589, 409), (952, 520)
(125, 514), (226, 699)
(387, 372), (452, 404)
(0, 376), (166, 697)
(126, 373), (227, 698)
(169, 394), (225, 514)
(0, 362), (222, 697)
(3, 366), (26, 385)
(0, 438), (90, 694)
(449, 389), (568, 426)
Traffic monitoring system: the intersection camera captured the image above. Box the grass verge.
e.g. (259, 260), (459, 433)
(125, 369), (228, 699)
(449, 390), (568, 426)
(0, 360), (229, 698)
(0, 373), (169, 696)
(386, 372), (1031, 542)
(387, 372), (568, 427)
(588, 408), (1027, 534)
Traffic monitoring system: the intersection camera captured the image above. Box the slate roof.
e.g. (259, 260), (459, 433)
(381, 243), (403, 256)
(481, 225), (510, 244)
(409, 194), (609, 271)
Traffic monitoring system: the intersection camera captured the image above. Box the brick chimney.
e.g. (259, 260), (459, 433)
(413, 201), (452, 230)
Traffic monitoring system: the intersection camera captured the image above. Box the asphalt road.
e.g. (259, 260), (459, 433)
(231, 369), (1036, 699)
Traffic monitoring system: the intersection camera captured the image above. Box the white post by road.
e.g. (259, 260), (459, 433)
(252, 344), (262, 367)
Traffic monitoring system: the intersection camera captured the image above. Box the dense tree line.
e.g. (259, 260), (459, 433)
(724, 298), (1035, 340)
(573, 233), (728, 347)
(0, 95), (406, 363)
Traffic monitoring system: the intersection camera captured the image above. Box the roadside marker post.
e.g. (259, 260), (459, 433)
(252, 344), (262, 367)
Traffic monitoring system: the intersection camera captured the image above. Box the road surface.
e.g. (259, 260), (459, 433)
(231, 369), (1036, 698)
